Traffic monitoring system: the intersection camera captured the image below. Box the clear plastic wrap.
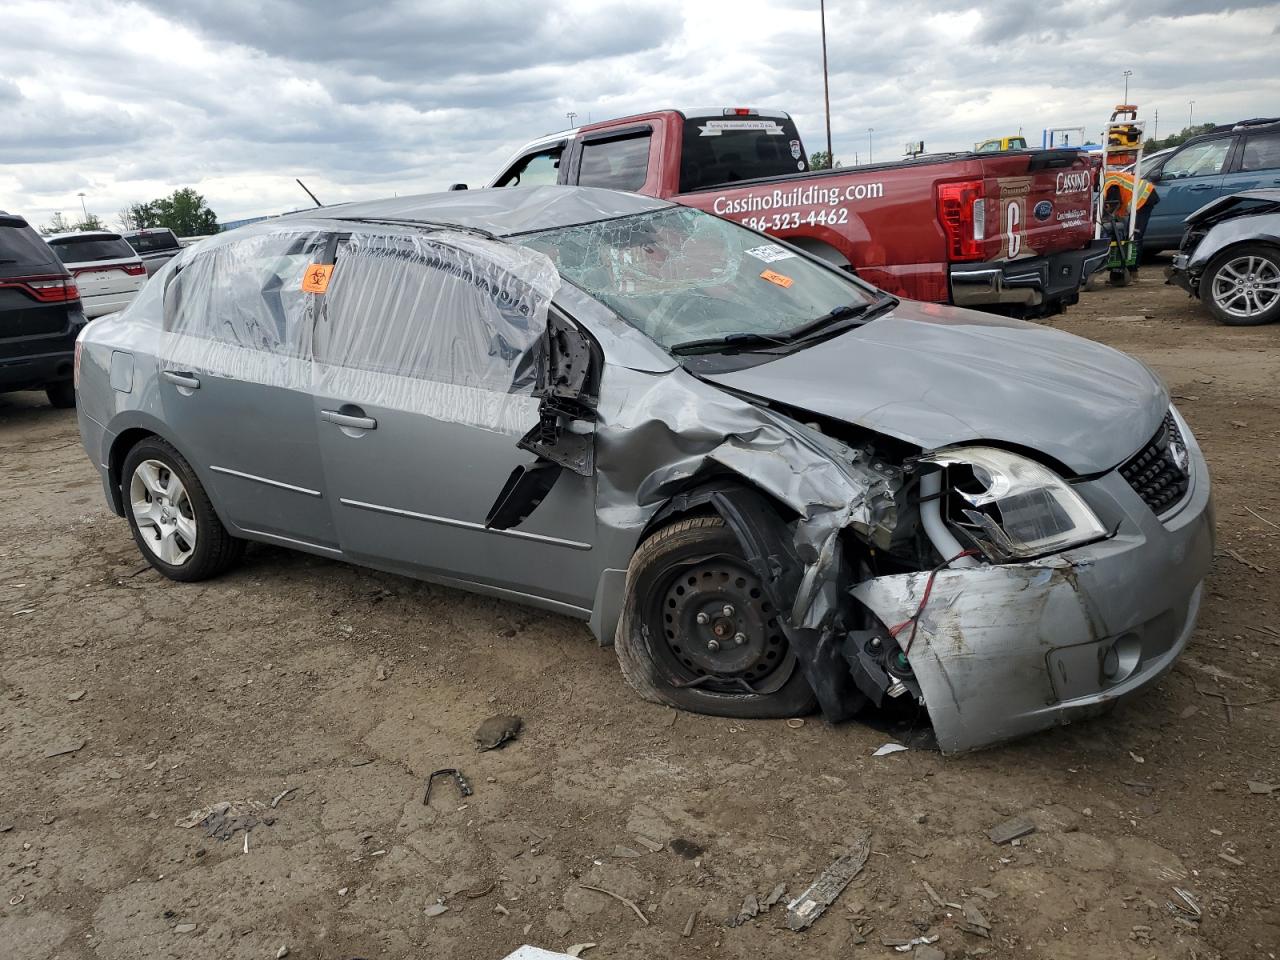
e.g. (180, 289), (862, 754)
(134, 222), (559, 433)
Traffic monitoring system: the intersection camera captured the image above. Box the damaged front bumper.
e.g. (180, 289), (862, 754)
(851, 460), (1214, 754)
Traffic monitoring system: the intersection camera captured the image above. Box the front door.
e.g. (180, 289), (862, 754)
(311, 231), (600, 609)
(1146, 137), (1234, 249)
(158, 230), (339, 553)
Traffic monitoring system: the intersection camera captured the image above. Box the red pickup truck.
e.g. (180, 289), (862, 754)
(484, 107), (1108, 314)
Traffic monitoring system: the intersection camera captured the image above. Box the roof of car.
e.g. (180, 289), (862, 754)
(292, 185), (672, 238)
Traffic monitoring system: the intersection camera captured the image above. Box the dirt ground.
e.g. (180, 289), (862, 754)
(2, 268), (1278, 960)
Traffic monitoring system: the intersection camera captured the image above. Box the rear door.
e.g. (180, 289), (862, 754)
(311, 231), (600, 608)
(1220, 128), (1280, 193)
(1146, 137), (1235, 249)
(159, 230), (338, 552)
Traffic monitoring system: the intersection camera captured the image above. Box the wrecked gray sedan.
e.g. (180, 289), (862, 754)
(74, 185), (1214, 753)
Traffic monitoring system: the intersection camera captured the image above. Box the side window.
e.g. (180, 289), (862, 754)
(577, 133), (651, 191)
(317, 234), (547, 392)
(494, 146), (563, 187)
(162, 231), (325, 357)
(1162, 139), (1232, 179)
(1240, 132), (1280, 172)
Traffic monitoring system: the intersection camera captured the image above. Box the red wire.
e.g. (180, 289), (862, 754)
(887, 549), (979, 654)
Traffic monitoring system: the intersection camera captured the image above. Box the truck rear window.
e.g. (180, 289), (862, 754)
(126, 231), (181, 253)
(679, 115), (807, 193)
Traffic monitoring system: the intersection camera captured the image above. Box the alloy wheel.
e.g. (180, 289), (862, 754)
(1211, 254), (1280, 319)
(129, 459), (198, 565)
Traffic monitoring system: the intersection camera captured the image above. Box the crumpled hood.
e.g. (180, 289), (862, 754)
(703, 299), (1168, 474)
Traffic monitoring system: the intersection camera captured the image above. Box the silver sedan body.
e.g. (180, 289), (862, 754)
(76, 186), (1214, 753)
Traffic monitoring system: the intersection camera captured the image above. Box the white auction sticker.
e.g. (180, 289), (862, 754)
(744, 243), (797, 263)
(698, 119), (784, 136)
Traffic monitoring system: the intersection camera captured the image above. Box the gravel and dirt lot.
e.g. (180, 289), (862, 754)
(2, 270), (1277, 960)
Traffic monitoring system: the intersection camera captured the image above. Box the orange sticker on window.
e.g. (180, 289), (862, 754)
(301, 263), (334, 293)
(760, 269), (794, 288)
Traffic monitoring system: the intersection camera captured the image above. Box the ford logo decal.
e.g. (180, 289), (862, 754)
(1034, 200), (1053, 221)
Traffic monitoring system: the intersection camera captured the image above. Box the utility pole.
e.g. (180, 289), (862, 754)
(1152, 108), (1158, 142)
(1122, 70), (1132, 103)
(1188, 100), (1195, 129)
(820, 0), (832, 163)
(867, 127), (874, 164)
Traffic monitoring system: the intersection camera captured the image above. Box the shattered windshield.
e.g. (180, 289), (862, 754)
(517, 206), (874, 351)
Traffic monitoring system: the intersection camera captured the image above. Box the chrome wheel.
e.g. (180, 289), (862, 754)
(129, 459), (198, 565)
(1211, 254), (1280, 320)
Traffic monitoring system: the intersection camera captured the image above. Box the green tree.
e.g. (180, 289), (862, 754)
(1144, 122), (1216, 153)
(119, 202), (158, 232)
(39, 211), (72, 235)
(809, 150), (833, 170)
(147, 188), (220, 237)
(71, 213), (105, 231)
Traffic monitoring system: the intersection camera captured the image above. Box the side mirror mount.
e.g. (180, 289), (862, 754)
(448, 183), (469, 191)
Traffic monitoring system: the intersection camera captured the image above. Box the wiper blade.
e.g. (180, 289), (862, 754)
(670, 331), (792, 355)
(783, 294), (897, 341)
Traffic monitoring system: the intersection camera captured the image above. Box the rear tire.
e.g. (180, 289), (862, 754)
(45, 381), (76, 408)
(121, 437), (244, 582)
(615, 516), (817, 719)
(1202, 244), (1280, 326)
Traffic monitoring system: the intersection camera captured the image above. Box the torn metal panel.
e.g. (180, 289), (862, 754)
(786, 831), (872, 931)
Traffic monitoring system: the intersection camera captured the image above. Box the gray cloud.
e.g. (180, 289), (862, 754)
(2, 0), (1278, 225)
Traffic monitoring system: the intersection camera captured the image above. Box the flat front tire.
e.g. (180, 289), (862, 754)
(615, 516), (817, 719)
(121, 437), (243, 582)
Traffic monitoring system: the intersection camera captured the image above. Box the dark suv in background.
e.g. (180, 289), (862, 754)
(122, 227), (182, 276)
(0, 211), (87, 408)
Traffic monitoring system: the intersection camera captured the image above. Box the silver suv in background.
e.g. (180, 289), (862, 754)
(122, 227), (183, 276)
(46, 231), (147, 318)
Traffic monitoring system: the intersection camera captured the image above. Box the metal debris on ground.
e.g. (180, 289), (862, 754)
(632, 835), (664, 853)
(270, 786), (297, 809)
(565, 944), (596, 958)
(872, 743), (909, 756)
(883, 933), (939, 951)
(475, 714), (523, 750)
(1167, 887), (1202, 922)
(961, 898), (992, 936)
(577, 884), (649, 925)
(43, 738), (86, 758)
(501, 948), (582, 960)
(726, 893), (759, 927)
(786, 830), (872, 932)
(986, 816), (1036, 845)
(424, 768), (473, 806)
(1218, 852), (1245, 866)
(762, 882), (787, 908)
(175, 800), (270, 840)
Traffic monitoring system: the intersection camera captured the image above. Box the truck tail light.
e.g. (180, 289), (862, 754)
(0, 275), (80, 303)
(937, 180), (986, 261)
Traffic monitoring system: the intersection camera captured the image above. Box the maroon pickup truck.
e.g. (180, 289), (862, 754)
(484, 107), (1108, 313)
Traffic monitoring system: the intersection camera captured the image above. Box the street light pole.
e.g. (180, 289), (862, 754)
(820, 0), (832, 163)
(77, 192), (88, 220)
(1122, 70), (1132, 103)
(1188, 100), (1195, 129)
(566, 111), (577, 128)
(867, 127), (874, 163)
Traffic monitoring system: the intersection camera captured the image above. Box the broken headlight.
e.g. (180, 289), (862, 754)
(922, 446), (1107, 561)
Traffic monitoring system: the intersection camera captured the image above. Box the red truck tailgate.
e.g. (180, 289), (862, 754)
(976, 152), (1095, 262)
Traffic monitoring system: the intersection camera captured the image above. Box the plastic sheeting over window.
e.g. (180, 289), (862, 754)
(138, 222), (560, 432)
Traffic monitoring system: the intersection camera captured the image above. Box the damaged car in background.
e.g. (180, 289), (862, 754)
(74, 186), (1214, 754)
(1168, 188), (1280, 326)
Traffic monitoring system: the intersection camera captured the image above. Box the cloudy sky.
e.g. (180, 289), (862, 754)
(2, 0), (1278, 229)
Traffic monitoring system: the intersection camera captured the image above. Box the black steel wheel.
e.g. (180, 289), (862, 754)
(615, 516), (817, 718)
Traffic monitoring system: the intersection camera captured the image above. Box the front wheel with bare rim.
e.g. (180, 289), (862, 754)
(121, 437), (243, 581)
(1203, 245), (1280, 326)
(615, 516), (817, 719)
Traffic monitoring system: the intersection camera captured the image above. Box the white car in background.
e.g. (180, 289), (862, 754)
(46, 231), (147, 318)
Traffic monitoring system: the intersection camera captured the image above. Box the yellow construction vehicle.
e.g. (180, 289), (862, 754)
(974, 134), (1028, 153)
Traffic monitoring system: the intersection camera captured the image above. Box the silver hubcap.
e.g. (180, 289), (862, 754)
(129, 459), (198, 565)
(1212, 255), (1280, 318)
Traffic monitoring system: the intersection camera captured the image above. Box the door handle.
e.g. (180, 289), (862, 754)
(321, 409), (377, 431)
(161, 370), (200, 389)
(1188, 184), (1213, 190)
